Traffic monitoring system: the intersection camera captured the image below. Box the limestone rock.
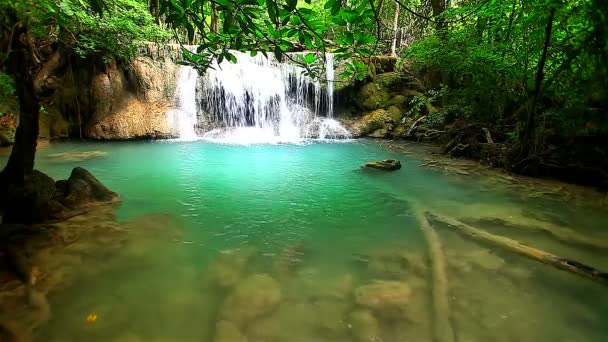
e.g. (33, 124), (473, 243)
(350, 109), (393, 137)
(366, 249), (427, 279)
(129, 57), (178, 104)
(208, 247), (257, 289)
(358, 83), (391, 111)
(47, 151), (108, 162)
(387, 95), (407, 110)
(387, 105), (403, 122)
(349, 309), (380, 342)
(221, 274), (282, 327)
(214, 320), (248, 342)
(364, 160), (401, 171)
(55, 167), (120, 208)
(355, 280), (411, 312)
(85, 97), (178, 140)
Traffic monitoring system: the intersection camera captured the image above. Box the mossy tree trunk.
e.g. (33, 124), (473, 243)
(1, 10), (40, 189)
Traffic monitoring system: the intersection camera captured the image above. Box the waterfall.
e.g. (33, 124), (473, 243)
(172, 65), (198, 140)
(169, 50), (349, 144)
(325, 53), (334, 118)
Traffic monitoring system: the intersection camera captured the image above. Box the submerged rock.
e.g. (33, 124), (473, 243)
(364, 159), (402, 171)
(208, 247), (257, 289)
(366, 249), (428, 279)
(221, 274), (282, 327)
(213, 320), (248, 342)
(355, 280), (411, 314)
(47, 151), (108, 162)
(349, 309), (380, 342)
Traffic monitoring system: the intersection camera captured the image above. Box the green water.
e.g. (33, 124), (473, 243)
(2, 140), (608, 341)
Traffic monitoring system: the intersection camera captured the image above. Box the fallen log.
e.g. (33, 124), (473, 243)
(427, 212), (608, 286)
(414, 208), (455, 342)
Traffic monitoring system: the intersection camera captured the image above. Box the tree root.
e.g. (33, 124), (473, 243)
(414, 207), (455, 342)
(427, 212), (608, 286)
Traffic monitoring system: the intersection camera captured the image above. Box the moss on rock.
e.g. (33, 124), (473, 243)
(350, 109), (393, 137)
(221, 274), (282, 327)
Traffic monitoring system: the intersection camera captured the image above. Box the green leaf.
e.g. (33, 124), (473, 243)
(274, 45), (283, 61)
(324, 0), (336, 10)
(286, 0), (297, 11)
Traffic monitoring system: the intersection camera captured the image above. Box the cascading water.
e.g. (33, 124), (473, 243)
(325, 53), (334, 118)
(201, 51), (349, 143)
(171, 65), (199, 140)
(169, 50), (350, 143)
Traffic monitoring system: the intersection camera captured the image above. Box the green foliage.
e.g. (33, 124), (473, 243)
(3, 0), (170, 64)
(406, 85), (447, 118)
(0, 73), (15, 97)
(160, 0), (378, 80)
(405, 0), (608, 141)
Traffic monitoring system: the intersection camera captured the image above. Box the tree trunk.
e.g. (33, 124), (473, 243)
(149, 0), (160, 24)
(1, 15), (40, 187)
(390, 0), (400, 57)
(2, 81), (40, 184)
(211, 2), (219, 34)
(520, 7), (556, 157)
(430, 0), (445, 33)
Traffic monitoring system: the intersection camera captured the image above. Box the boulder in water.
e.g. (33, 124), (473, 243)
(208, 247), (257, 289)
(213, 320), (248, 342)
(349, 309), (380, 342)
(55, 167), (120, 208)
(364, 159), (401, 171)
(47, 151), (108, 162)
(221, 274), (282, 327)
(355, 280), (411, 315)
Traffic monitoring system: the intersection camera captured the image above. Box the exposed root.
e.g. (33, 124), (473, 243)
(414, 207), (455, 342)
(427, 212), (608, 286)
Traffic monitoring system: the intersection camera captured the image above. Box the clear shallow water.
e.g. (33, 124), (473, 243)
(2, 140), (608, 341)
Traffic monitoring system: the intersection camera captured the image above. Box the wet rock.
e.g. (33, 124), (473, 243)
(387, 106), (403, 122)
(364, 160), (401, 171)
(56, 167), (120, 208)
(85, 97), (178, 140)
(349, 309), (380, 342)
(387, 95), (407, 110)
(357, 83), (391, 111)
(247, 301), (314, 341)
(214, 320), (248, 342)
(313, 299), (350, 338)
(359, 248), (428, 279)
(273, 241), (305, 277)
(208, 247), (257, 289)
(221, 274), (282, 327)
(355, 280), (411, 315)
(47, 151), (108, 162)
(349, 109), (394, 138)
(2, 171), (65, 223)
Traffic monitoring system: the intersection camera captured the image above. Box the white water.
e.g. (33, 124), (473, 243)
(171, 65), (199, 141)
(325, 53), (334, 118)
(171, 50), (349, 143)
